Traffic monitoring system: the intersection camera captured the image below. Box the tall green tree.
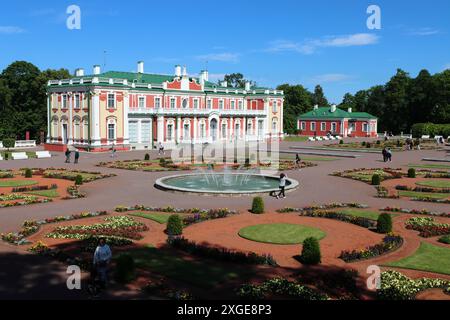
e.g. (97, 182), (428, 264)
(311, 85), (329, 107)
(383, 69), (411, 133)
(277, 83), (313, 134)
(339, 93), (356, 111)
(221, 73), (255, 88)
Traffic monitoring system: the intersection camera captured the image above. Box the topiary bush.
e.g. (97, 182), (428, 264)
(377, 213), (393, 234)
(24, 168), (33, 178)
(339, 140), (344, 145)
(251, 197), (265, 214)
(299, 237), (321, 265)
(371, 174), (381, 186)
(144, 153), (150, 161)
(74, 174), (83, 185)
(407, 168), (416, 178)
(159, 158), (166, 167)
(114, 253), (135, 283)
(166, 214), (183, 236)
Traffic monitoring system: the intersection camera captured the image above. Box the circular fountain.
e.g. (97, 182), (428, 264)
(154, 167), (299, 196)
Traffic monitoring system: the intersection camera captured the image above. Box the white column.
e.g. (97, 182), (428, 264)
(157, 116), (164, 143)
(193, 117), (198, 143)
(176, 117), (181, 142)
(68, 93), (73, 145)
(46, 94), (51, 143)
(92, 92), (101, 146)
(230, 117), (234, 140)
(137, 120), (142, 144)
(279, 99), (284, 137)
(123, 93), (130, 145)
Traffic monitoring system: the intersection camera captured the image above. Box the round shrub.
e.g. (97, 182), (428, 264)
(166, 214), (183, 236)
(74, 174), (83, 185)
(144, 153), (150, 161)
(159, 158), (166, 167)
(377, 213), (393, 234)
(251, 197), (265, 214)
(407, 168), (416, 178)
(114, 253), (135, 283)
(339, 140), (344, 145)
(376, 140), (381, 145)
(24, 168), (33, 178)
(361, 141), (366, 146)
(371, 174), (381, 186)
(300, 237), (321, 265)
(366, 142), (371, 148)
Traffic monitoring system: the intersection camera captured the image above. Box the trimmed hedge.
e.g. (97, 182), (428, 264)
(407, 168), (416, 178)
(74, 175), (83, 185)
(300, 237), (321, 265)
(251, 197), (265, 214)
(371, 174), (381, 186)
(114, 253), (136, 283)
(166, 214), (183, 236)
(24, 168), (33, 178)
(144, 153), (150, 161)
(412, 123), (450, 139)
(377, 213), (393, 234)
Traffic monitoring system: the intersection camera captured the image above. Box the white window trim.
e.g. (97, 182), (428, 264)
(107, 92), (116, 109)
(301, 121), (306, 130)
(321, 122), (326, 131)
(218, 99), (224, 110)
(311, 122), (316, 131)
(170, 97), (176, 109)
(138, 96), (146, 109)
(62, 94), (68, 109)
(155, 97), (161, 109)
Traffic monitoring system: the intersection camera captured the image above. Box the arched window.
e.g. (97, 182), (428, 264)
(106, 117), (117, 141)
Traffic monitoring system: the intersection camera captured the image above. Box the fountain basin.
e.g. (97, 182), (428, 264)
(154, 173), (299, 196)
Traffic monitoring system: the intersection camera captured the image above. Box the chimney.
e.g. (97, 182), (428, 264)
(313, 104), (319, 110)
(199, 70), (209, 83)
(182, 66), (187, 77)
(75, 68), (84, 77)
(220, 81), (228, 87)
(245, 81), (251, 91)
(331, 104), (337, 113)
(93, 65), (101, 75)
(348, 107), (352, 113)
(137, 61), (144, 73)
(174, 65), (181, 77)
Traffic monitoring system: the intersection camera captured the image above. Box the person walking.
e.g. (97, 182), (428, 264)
(276, 173), (287, 199)
(158, 142), (164, 156)
(74, 149), (80, 164)
(295, 153), (301, 169)
(65, 149), (71, 163)
(382, 148), (387, 162)
(386, 148), (393, 162)
(110, 145), (116, 158)
(93, 238), (112, 290)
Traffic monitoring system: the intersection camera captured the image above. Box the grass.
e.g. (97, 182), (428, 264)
(0, 180), (38, 188)
(415, 180), (450, 189)
(24, 189), (60, 198)
(398, 190), (449, 199)
(129, 212), (174, 224)
(280, 155), (338, 162)
(337, 209), (383, 221)
(439, 235), (450, 244)
(0, 151), (37, 159)
(283, 136), (309, 142)
(384, 242), (450, 275)
(238, 223), (326, 245)
(128, 245), (252, 288)
(408, 163), (450, 170)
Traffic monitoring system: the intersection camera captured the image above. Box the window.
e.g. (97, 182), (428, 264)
(167, 124), (173, 140)
(108, 123), (115, 140)
(107, 94), (115, 109)
(138, 97), (145, 109)
(193, 99), (199, 109)
(238, 101), (243, 110)
(200, 123), (205, 138)
(74, 94), (81, 109)
(83, 121), (89, 141)
(272, 121), (277, 132)
(74, 121), (80, 139)
(272, 100), (278, 113)
(231, 100), (235, 109)
(300, 122), (306, 130)
(349, 122), (356, 131)
(363, 123), (369, 132)
(129, 121), (138, 143)
(183, 124), (190, 139)
(155, 97), (161, 109)
(331, 122), (337, 133)
(321, 122), (326, 131)
(141, 121), (151, 142)
(218, 100), (224, 109)
(62, 95), (68, 109)
(222, 123), (227, 138)
(207, 99), (212, 109)
(311, 122), (316, 131)
(258, 120), (264, 137)
(182, 98), (188, 109)
(170, 98), (176, 109)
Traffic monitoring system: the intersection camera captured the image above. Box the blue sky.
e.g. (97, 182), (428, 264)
(1, 0), (449, 102)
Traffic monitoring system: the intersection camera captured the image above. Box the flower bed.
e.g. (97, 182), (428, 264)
(376, 186), (400, 199)
(97, 159), (191, 172)
(168, 237), (277, 266)
(0, 211), (109, 245)
(331, 168), (403, 184)
(11, 184), (58, 193)
(64, 185), (86, 199)
(46, 216), (148, 241)
(0, 171), (14, 179)
(410, 197), (450, 204)
(405, 217), (450, 237)
(395, 185), (450, 194)
(236, 277), (329, 300)
(299, 210), (376, 229)
(277, 202), (369, 213)
(382, 206), (450, 218)
(377, 270), (450, 300)
(0, 195), (51, 208)
(19, 168), (116, 182)
(338, 234), (403, 262)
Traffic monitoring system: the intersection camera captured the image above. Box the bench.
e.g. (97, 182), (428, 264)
(308, 137), (315, 142)
(36, 151), (51, 158)
(421, 135), (430, 139)
(11, 152), (28, 160)
(0, 141), (3, 149)
(14, 140), (36, 148)
(0, 154), (3, 161)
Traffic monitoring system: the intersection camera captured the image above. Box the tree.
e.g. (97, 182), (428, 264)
(277, 84), (313, 134)
(383, 69), (411, 133)
(339, 93), (356, 111)
(408, 69), (435, 126)
(221, 73), (255, 88)
(311, 85), (329, 107)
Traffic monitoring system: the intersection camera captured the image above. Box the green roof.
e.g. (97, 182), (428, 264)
(298, 107), (377, 120)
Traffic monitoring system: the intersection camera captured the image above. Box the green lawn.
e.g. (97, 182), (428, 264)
(283, 136), (309, 142)
(337, 209), (383, 220)
(129, 212), (173, 224)
(238, 223), (326, 245)
(0, 180), (38, 188)
(398, 190), (449, 199)
(384, 242), (450, 275)
(416, 180), (450, 189)
(0, 151), (36, 159)
(24, 189), (60, 198)
(439, 235), (450, 244)
(408, 164), (450, 171)
(128, 245), (252, 288)
(280, 155), (338, 162)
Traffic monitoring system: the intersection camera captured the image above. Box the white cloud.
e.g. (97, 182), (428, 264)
(310, 74), (356, 84)
(407, 27), (440, 36)
(196, 52), (240, 63)
(267, 33), (379, 55)
(0, 26), (25, 34)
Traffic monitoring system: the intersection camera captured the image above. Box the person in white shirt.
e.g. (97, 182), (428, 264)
(93, 238), (112, 288)
(276, 173), (287, 199)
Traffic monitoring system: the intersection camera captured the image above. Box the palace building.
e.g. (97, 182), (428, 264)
(45, 62), (284, 152)
(297, 105), (378, 138)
